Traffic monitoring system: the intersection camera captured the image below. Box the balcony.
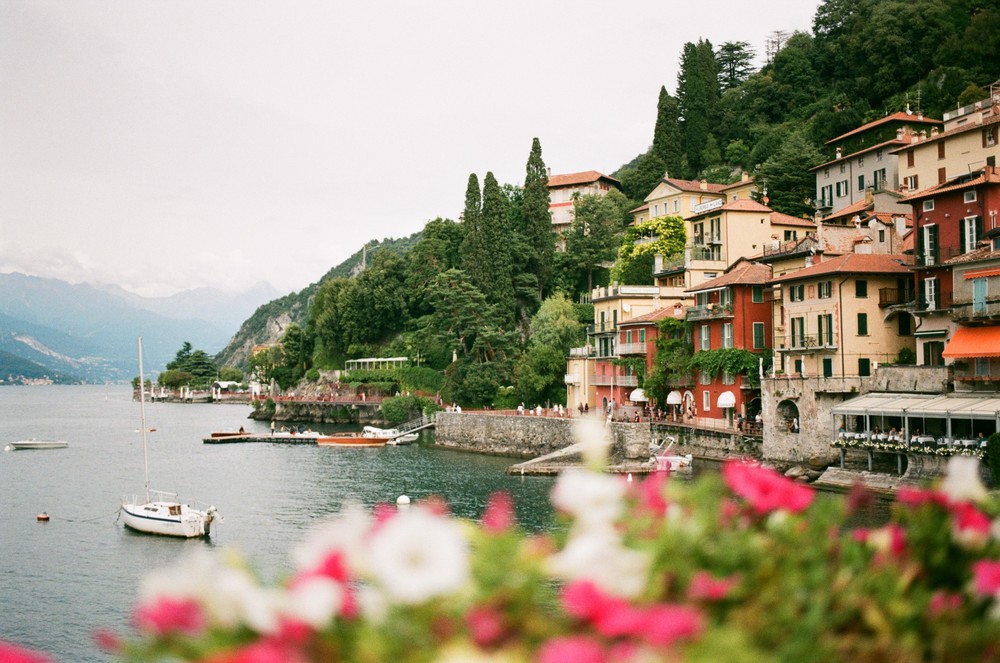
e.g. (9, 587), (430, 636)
(952, 298), (1000, 323)
(774, 334), (839, 352)
(879, 287), (915, 307)
(953, 362), (1000, 384)
(564, 373), (580, 385)
(686, 303), (734, 322)
(587, 322), (616, 335)
(590, 374), (639, 387)
(914, 246), (962, 269)
(569, 346), (594, 358)
(915, 291), (954, 314)
(687, 245), (724, 263)
(617, 342), (648, 355)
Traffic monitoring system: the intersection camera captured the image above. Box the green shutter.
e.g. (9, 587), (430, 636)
(858, 313), (868, 335)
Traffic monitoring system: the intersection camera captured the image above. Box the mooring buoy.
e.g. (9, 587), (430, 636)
(396, 495), (411, 510)
(37, 512), (50, 522)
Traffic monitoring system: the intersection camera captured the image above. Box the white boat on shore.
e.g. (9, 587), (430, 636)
(363, 425), (418, 445)
(120, 338), (217, 538)
(649, 435), (693, 472)
(7, 439), (69, 450)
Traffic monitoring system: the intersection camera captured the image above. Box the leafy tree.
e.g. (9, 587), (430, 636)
(611, 215), (686, 284)
(528, 293), (585, 357)
(218, 367), (243, 383)
(755, 130), (823, 219)
(514, 344), (566, 408)
(564, 190), (631, 292)
(158, 369), (195, 389)
(405, 217), (464, 317)
(616, 152), (668, 204)
(166, 342), (218, 385)
(644, 318), (693, 406)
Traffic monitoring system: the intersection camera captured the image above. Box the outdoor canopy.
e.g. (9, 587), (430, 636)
(629, 388), (648, 402)
(833, 393), (1000, 420)
(717, 391), (736, 408)
(942, 327), (1000, 358)
(666, 390), (683, 405)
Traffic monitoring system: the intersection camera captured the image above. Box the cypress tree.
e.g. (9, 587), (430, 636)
(651, 87), (684, 177)
(480, 171), (516, 327)
(677, 39), (720, 175)
(521, 138), (554, 301)
(460, 173), (485, 280)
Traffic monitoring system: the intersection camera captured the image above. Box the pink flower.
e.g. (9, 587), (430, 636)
(561, 580), (607, 621)
(928, 591), (964, 616)
(642, 603), (704, 646)
(972, 560), (1000, 596)
(562, 580), (644, 636)
(722, 461), (814, 515)
(686, 570), (739, 601)
(92, 628), (122, 653)
(201, 640), (308, 663)
(951, 502), (992, 539)
(133, 596), (205, 635)
(536, 635), (605, 663)
(0, 641), (53, 663)
(466, 606), (506, 648)
(896, 486), (949, 509)
(634, 471), (668, 517)
(482, 491), (515, 533)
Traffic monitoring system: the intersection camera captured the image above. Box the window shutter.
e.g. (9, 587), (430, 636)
(960, 220), (966, 253)
(916, 226), (924, 265)
(976, 216), (983, 244)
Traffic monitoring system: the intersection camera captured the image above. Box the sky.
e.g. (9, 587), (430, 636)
(0, 1), (820, 298)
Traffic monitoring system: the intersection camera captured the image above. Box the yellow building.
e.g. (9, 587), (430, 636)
(769, 253), (915, 379)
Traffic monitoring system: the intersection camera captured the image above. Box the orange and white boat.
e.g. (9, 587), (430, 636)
(317, 432), (391, 448)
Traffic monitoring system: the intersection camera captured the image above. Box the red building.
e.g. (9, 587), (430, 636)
(902, 165), (1000, 365)
(685, 259), (772, 424)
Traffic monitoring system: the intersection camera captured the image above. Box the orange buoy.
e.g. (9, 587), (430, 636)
(37, 512), (50, 522)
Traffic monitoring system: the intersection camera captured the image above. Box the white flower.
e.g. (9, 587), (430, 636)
(546, 524), (651, 599)
(367, 506), (470, 605)
(551, 468), (626, 529)
(573, 415), (612, 469)
(291, 500), (373, 574)
(281, 576), (344, 630)
(940, 456), (988, 503)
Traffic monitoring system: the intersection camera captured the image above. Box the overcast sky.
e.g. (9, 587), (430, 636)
(0, 1), (819, 298)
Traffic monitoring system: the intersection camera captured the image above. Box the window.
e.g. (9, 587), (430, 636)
(817, 314), (833, 346)
(824, 167), (830, 177)
(857, 312), (868, 336)
(836, 180), (849, 196)
(985, 126), (997, 147)
(897, 314), (911, 336)
(879, 229), (885, 242)
(818, 281), (832, 299)
(938, 167), (947, 184)
(722, 371), (735, 385)
(699, 325), (710, 351)
(973, 278), (988, 315)
(907, 149), (914, 167)
(923, 277), (938, 311)
(962, 216), (981, 253)
(703, 391), (711, 411)
(965, 190), (977, 203)
(873, 168), (886, 191)
(752, 285), (764, 303)
(639, 329), (646, 343)
(876, 149), (884, 161)
(626, 330), (632, 344)
(753, 322), (766, 349)
(791, 317), (805, 348)
(700, 370), (711, 385)
(820, 184), (833, 207)
(858, 155), (864, 167)
(938, 142), (946, 159)
(823, 357), (833, 378)
(794, 359), (803, 375)
(923, 200), (935, 212)
(673, 199), (680, 212)
(855, 280), (868, 298)
(976, 357), (991, 377)
(840, 163), (846, 173)
(924, 341), (944, 366)
(789, 284), (805, 302)
(858, 174), (865, 191)
(904, 175), (919, 191)
(921, 224), (939, 266)
(859, 358), (871, 377)
(784, 230), (797, 241)
(722, 323), (733, 349)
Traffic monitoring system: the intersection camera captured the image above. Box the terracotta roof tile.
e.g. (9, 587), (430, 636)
(810, 138), (911, 171)
(943, 246), (1000, 266)
(687, 261), (771, 292)
(770, 211), (816, 228)
(890, 113), (1000, 155)
(548, 171), (622, 188)
(898, 165), (1000, 203)
(662, 177), (727, 194)
(617, 306), (678, 326)
(769, 253), (912, 283)
(826, 111), (941, 145)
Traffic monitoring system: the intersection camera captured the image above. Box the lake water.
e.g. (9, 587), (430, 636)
(0, 385), (558, 662)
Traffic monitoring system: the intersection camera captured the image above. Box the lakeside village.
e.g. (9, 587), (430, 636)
(169, 89), (1000, 493)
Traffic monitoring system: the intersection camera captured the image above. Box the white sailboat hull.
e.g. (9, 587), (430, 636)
(121, 497), (215, 538)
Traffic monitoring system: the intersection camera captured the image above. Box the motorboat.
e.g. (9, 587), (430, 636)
(318, 432), (391, 447)
(363, 425), (418, 445)
(648, 435), (693, 472)
(121, 338), (217, 538)
(7, 439), (68, 450)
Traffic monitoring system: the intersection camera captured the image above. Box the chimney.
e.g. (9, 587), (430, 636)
(865, 187), (874, 204)
(654, 253), (663, 273)
(931, 127), (939, 137)
(836, 147), (842, 159)
(741, 171), (749, 183)
(896, 128), (904, 140)
(547, 167), (552, 177)
(804, 255), (814, 267)
(920, 130), (927, 140)
(700, 179), (707, 191)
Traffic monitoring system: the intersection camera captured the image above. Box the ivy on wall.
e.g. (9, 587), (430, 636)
(687, 348), (771, 388)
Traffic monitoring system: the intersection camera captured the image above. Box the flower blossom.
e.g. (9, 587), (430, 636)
(547, 525), (651, 599)
(722, 461), (814, 515)
(686, 570), (739, 601)
(0, 640), (53, 663)
(940, 456), (989, 503)
(291, 501), (372, 575)
(133, 596), (205, 635)
(972, 560), (1000, 597)
(482, 491), (515, 534)
(537, 635), (606, 663)
(367, 505), (470, 605)
(951, 502), (993, 549)
(551, 469), (626, 530)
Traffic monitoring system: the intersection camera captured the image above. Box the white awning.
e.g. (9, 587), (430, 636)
(833, 393), (1000, 420)
(666, 390), (683, 405)
(629, 388), (648, 402)
(717, 391), (736, 408)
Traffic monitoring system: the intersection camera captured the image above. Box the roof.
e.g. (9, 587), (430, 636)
(689, 198), (815, 227)
(660, 177), (727, 194)
(617, 306), (679, 327)
(890, 113), (1000, 155)
(832, 392), (1000, 419)
(686, 261), (771, 293)
(810, 137), (910, 171)
(629, 203), (650, 214)
(548, 171), (622, 189)
(770, 211), (816, 228)
(768, 253), (912, 283)
(944, 244), (1000, 267)
(825, 111), (941, 145)
(898, 165), (1000, 203)
(720, 176), (755, 191)
(943, 327), (1000, 359)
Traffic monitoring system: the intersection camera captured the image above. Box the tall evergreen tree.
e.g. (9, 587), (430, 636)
(676, 39), (720, 176)
(479, 171), (517, 327)
(651, 87), (684, 177)
(460, 173), (486, 284)
(521, 138), (555, 301)
(716, 41), (756, 91)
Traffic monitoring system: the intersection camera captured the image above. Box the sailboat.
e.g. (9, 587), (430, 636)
(120, 337), (217, 538)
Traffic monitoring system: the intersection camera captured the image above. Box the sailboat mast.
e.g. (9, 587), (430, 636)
(138, 337), (150, 503)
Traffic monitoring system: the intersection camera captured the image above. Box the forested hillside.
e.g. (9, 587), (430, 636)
(220, 0), (999, 408)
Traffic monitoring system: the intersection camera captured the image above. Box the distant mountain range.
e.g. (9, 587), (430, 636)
(0, 273), (279, 383)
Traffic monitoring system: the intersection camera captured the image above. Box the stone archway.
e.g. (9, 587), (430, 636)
(777, 399), (800, 434)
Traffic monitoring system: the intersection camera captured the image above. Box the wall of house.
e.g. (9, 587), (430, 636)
(898, 122), (1000, 193)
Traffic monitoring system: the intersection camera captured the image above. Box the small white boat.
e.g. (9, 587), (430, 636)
(363, 425), (418, 445)
(648, 435), (693, 471)
(121, 338), (217, 538)
(8, 439), (69, 450)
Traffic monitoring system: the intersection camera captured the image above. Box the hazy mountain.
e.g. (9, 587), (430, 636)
(0, 273), (275, 382)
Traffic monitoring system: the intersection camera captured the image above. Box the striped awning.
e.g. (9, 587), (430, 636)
(943, 327), (1000, 358)
(963, 267), (1000, 280)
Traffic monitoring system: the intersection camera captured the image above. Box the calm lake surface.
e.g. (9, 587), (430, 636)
(0, 385), (559, 662)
